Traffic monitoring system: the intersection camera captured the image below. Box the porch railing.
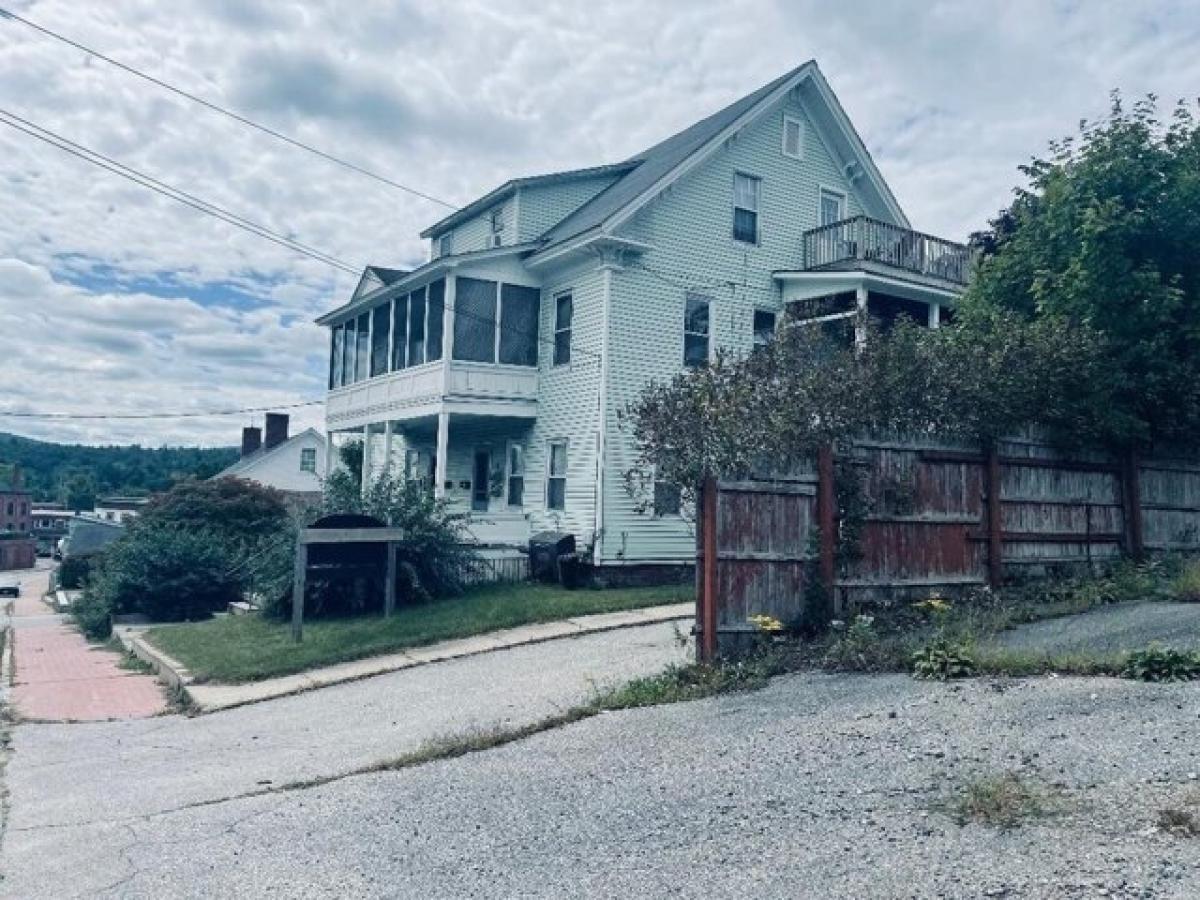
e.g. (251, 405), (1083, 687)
(803, 216), (970, 285)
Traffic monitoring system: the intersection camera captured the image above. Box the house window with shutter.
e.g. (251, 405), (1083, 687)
(683, 293), (711, 368)
(546, 441), (567, 511)
(733, 173), (760, 244)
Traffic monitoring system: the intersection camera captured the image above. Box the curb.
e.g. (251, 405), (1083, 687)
(1, 623), (13, 697)
(146, 603), (693, 715)
(114, 627), (195, 695)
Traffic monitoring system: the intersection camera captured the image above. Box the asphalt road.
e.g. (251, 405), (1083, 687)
(6, 665), (1200, 898)
(992, 601), (1200, 655)
(0, 620), (690, 897)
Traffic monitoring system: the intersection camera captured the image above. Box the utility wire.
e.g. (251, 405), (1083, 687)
(0, 108), (364, 276)
(0, 399), (325, 421)
(0, 6), (458, 210)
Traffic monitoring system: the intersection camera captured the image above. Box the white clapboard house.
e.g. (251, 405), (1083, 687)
(317, 61), (968, 577)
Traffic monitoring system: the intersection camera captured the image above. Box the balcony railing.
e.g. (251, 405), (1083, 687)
(803, 216), (970, 286)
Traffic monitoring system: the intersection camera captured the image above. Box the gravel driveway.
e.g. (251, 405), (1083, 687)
(6, 670), (1198, 899)
(992, 602), (1200, 655)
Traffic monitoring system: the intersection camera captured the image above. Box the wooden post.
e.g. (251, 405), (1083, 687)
(1123, 447), (1145, 560)
(699, 475), (718, 663)
(816, 444), (837, 617)
(384, 541), (397, 617)
(291, 540), (307, 643)
(985, 443), (1003, 588)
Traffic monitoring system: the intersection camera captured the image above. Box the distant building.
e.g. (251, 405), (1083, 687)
(31, 507), (75, 556)
(0, 465), (35, 571)
(213, 413), (326, 499)
(60, 515), (124, 561)
(93, 496), (149, 523)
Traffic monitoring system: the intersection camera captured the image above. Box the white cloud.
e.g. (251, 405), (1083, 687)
(1, 0), (1198, 445)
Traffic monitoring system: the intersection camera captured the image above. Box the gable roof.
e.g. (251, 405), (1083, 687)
(216, 428), (324, 479)
(419, 162), (637, 239)
(532, 61), (908, 257)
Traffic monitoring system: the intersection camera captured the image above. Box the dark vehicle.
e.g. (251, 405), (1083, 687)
(0, 584), (20, 598)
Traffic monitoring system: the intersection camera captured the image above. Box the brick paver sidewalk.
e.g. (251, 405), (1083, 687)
(8, 566), (167, 722)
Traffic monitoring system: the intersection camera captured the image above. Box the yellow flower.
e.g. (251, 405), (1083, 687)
(748, 614), (785, 633)
(913, 594), (952, 614)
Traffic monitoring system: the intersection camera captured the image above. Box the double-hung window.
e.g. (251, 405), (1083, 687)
(753, 309), (777, 349)
(507, 443), (525, 506)
(439, 233), (454, 257)
(733, 173), (761, 244)
(300, 448), (317, 473)
(554, 292), (572, 365)
(546, 441), (567, 511)
(820, 188), (846, 226)
(683, 293), (711, 368)
(490, 206), (505, 247)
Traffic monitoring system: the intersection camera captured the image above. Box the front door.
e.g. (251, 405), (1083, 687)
(472, 450), (490, 511)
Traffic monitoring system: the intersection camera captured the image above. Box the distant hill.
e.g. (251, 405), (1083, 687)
(0, 432), (239, 506)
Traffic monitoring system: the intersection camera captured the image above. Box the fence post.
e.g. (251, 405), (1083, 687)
(291, 538), (307, 643)
(985, 443), (1003, 589)
(698, 475), (719, 663)
(817, 444), (837, 617)
(1123, 447), (1145, 560)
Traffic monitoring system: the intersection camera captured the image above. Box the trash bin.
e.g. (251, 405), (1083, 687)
(529, 532), (575, 582)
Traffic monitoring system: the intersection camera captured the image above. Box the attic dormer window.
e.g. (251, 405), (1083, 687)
(490, 207), (505, 247)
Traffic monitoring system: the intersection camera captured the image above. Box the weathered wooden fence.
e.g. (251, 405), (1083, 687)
(695, 434), (1200, 659)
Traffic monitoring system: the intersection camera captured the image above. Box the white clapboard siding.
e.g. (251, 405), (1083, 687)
(600, 91), (866, 563)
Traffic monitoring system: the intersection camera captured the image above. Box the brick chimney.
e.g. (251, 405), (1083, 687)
(241, 426), (262, 457)
(264, 413), (289, 450)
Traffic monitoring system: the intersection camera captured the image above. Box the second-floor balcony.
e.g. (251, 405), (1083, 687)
(803, 216), (971, 287)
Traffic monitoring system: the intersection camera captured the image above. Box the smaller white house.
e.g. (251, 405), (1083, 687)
(216, 413), (326, 497)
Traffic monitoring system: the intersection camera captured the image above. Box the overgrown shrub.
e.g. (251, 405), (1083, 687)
(1121, 646), (1200, 682)
(912, 637), (977, 680)
(85, 527), (242, 623)
(56, 555), (91, 590)
(256, 471), (479, 621)
(1169, 559), (1200, 603)
(71, 589), (114, 640)
(822, 615), (903, 671)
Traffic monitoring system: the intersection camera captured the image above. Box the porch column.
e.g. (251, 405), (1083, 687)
(382, 421), (394, 480)
(434, 410), (450, 499)
(360, 424), (371, 494)
(928, 302), (941, 329)
(854, 284), (869, 351)
(324, 429), (336, 480)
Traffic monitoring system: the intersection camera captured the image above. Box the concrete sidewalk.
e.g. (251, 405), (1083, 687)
(120, 601), (693, 712)
(7, 564), (168, 722)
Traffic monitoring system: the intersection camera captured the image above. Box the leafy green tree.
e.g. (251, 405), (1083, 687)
(60, 469), (98, 512)
(965, 94), (1200, 446)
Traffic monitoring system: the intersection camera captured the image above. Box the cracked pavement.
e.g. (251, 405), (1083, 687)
(0, 620), (689, 898)
(5, 624), (1200, 898)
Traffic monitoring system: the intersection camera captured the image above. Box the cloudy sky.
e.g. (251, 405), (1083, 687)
(1, 0), (1197, 447)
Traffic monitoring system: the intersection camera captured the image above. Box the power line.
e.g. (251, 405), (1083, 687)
(0, 107), (363, 276)
(0, 399), (324, 421)
(0, 6), (458, 210)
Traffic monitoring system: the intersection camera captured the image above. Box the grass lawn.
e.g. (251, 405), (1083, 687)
(144, 582), (692, 684)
